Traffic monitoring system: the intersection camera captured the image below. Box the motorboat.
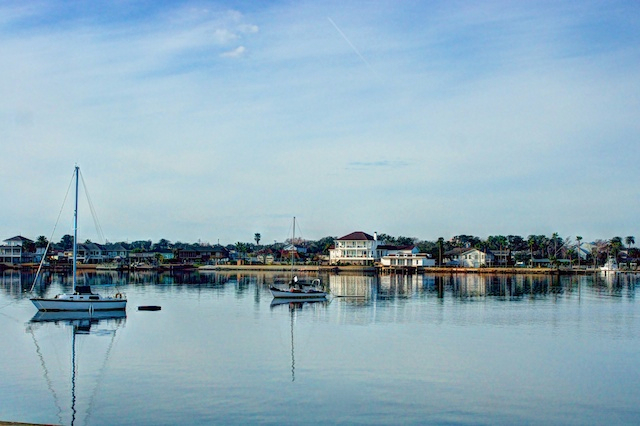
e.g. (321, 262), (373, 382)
(600, 256), (619, 272)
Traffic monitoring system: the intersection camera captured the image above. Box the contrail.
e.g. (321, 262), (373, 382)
(327, 17), (374, 70)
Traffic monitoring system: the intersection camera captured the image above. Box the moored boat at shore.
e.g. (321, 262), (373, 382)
(30, 166), (127, 312)
(600, 256), (619, 272)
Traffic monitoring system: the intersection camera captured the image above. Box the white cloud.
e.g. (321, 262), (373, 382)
(220, 45), (246, 58)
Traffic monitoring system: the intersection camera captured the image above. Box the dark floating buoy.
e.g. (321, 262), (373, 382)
(138, 305), (161, 311)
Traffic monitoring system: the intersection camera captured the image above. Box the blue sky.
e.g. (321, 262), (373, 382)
(1, 0), (639, 245)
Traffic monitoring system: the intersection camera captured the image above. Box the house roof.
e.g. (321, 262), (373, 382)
(337, 231), (375, 241)
(78, 242), (103, 251)
(3, 235), (33, 243)
(104, 243), (129, 251)
(377, 244), (416, 251)
(444, 247), (481, 256)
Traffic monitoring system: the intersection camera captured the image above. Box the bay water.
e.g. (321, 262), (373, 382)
(1, 270), (639, 425)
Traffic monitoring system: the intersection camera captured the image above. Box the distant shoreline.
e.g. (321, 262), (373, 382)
(3, 262), (635, 275)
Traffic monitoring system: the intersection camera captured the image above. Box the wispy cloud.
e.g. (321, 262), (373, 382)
(221, 45), (246, 58)
(348, 160), (410, 169)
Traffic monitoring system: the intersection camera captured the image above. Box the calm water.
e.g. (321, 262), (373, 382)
(1, 270), (639, 425)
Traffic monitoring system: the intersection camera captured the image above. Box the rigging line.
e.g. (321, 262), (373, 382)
(30, 169), (76, 293)
(295, 220), (305, 246)
(79, 169), (105, 244)
(27, 326), (64, 425)
(83, 327), (120, 426)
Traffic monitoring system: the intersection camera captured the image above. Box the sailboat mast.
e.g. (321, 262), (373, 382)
(72, 166), (79, 290)
(291, 217), (295, 272)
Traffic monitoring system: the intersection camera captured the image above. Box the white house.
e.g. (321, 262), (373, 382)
(379, 245), (435, 267)
(329, 232), (380, 265)
(0, 236), (32, 264)
(445, 247), (494, 267)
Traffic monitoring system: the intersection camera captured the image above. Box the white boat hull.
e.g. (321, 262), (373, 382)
(270, 287), (327, 299)
(31, 295), (127, 311)
(600, 257), (619, 272)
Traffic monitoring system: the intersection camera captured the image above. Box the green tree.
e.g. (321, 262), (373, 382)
(153, 239), (171, 250)
(507, 235), (526, 251)
(254, 233), (261, 246)
(35, 236), (49, 248)
(396, 236), (417, 246)
(22, 240), (36, 253)
(60, 234), (73, 250)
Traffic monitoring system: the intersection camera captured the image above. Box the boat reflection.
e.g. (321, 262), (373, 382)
(30, 310), (127, 328)
(26, 310), (126, 426)
(270, 297), (329, 307)
(270, 298), (328, 382)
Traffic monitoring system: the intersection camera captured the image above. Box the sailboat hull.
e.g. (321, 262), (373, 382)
(269, 287), (327, 299)
(31, 296), (127, 311)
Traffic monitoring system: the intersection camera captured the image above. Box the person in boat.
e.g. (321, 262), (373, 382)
(291, 275), (302, 290)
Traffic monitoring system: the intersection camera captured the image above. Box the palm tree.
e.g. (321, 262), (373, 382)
(576, 236), (583, 269)
(437, 237), (444, 267)
(625, 236), (635, 249)
(254, 233), (261, 246)
(610, 236), (623, 260)
(527, 236), (536, 265)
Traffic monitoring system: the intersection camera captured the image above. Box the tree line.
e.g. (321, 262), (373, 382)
(22, 233), (637, 266)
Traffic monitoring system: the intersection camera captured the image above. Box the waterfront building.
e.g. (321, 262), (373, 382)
(77, 242), (106, 263)
(377, 244), (434, 267)
(444, 247), (494, 267)
(0, 236), (33, 264)
(104, 242), (130, 261)
(329, 231), (380, 265)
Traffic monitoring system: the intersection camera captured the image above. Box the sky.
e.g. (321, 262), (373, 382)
(1, 0), (639, 246)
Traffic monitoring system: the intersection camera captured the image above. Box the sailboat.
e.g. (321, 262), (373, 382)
(30, 166), (127, 311)
(269, 217), (327, 299)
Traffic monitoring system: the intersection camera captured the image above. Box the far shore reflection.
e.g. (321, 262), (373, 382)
(3, 269), (636, 302)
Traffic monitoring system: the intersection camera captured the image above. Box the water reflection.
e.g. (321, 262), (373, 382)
(25, 311), (126, 426)
(2, 269), (639, 425)
(329, 274), (376, 300)
(3, 270), (638, 303)
(270, 298), (329, 382)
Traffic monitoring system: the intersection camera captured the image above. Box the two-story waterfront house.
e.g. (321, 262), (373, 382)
(0, 236), (33, 264)
(444, 247), (494, 268)
(103, 243), (130, 262)
(76, 242), (106, 264)
(329, 232), (380, 265)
